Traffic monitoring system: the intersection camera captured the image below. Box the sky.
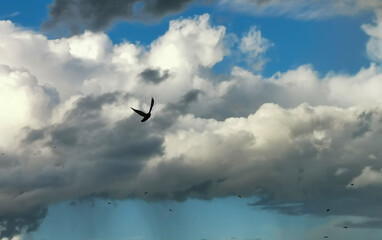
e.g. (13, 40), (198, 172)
(1, 0), (382, 240)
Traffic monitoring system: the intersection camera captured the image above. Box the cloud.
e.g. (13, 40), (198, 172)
(0, 208), (47, 239)
(42, 0), (206, 34)
(40, 0), (382, 35)
(362, 12), (382, 62)
(140, 68), (170, 84)
(0, 12), (20, 20)
(3, 12), (382, 237)
(0, 65), (59, 149)
(239, 26), (273, 71)
(350, 166), (382, 188)
(240, 26), (272, 57)
(345, 218), (382, 228)
(0, 15), (229, 236)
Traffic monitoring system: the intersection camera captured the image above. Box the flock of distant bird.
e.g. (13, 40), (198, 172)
(0, 98), (351, 238)
(131, 98), (354, 237)
(131, 98), (352, 238)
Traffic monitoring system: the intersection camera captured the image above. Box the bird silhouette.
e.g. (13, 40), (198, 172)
(131, 98), (154, 122)
(144, 192), (148, 195)
(169, 208), (173, 212)
(238, 195), (242, 198)
(326, 208), (330, 212)
(324, 236), (328, 238)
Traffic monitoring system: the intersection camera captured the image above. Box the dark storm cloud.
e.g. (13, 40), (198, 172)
(0, 207), (47, 239)
(5, 90), (382, 238)
(0, 92), (169, 237)
(47, 93), (119, 146)
(247, 136), (382, 227)
(68, 92), (118, 119)
(172, 180), (213, 201)
(168, 89), (202, 113)
(42, 0), (207, 34)
(140, 68), (170, 84)
(45, 92), (164, 165)
(23, 129), (45, 143)
(352, 111), (373, 138)
(148, 89), (202, 131)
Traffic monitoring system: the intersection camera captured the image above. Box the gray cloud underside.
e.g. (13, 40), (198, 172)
(12, 95), (382, 228)
(0, 208), (47, 239)
(140, 68), (170, 84)
(42, 0), (382, 35)
(42, 0), (202, 34)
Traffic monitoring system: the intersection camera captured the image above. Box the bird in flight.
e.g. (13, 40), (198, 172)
(144, 192), (148, 195)
(169, 208), (173, 212)
(131, 98), (154, 122)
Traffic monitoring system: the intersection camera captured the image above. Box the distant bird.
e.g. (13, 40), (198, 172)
(108, 202), (111, 205)
(350, 183), (354, 186)
(144, 192), (148, 195)
(131, 98), (154, 122)
(344, 226), (348, 229)
(324, 236), (328, 238)
(169, 208), (173, 212)
(326, 208), (330, 212)
(238, 195), (242, 198)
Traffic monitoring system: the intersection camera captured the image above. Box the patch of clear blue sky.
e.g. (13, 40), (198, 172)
(33, 197), (329, 240)
(0, 0), (52, 30)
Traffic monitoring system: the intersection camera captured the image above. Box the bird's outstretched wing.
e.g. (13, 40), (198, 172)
(141, 115), (150, 122)
(131, 108), (147, 117)
(149, 98), (154, 113)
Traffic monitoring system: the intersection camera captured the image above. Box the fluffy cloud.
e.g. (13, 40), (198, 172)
(363, 13), (382, 62)
(1, 12), (382, 237)
(240, 26), (272, 57)
(0, 65), (59, 149)
(239, 26), (272, 71)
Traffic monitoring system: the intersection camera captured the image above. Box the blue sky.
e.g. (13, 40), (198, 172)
(34, 198), (329, 240)
(1, 1), (382, 240)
